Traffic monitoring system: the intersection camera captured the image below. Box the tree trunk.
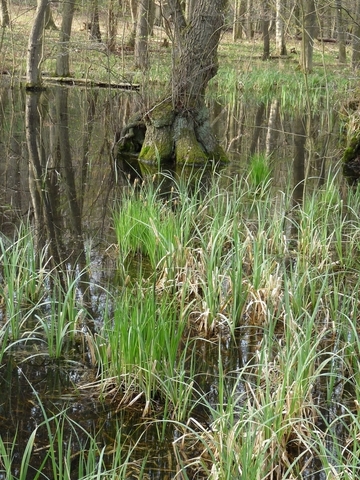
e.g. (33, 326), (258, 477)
(185, 0), (195, 21)
(275, 0), (287, 55)
(127, 0), (137, 47)
(134, 0), (151, 70)
(233, 0), (245, 41)
(245, 0), (252, 39)
(300, 0), (317, 73)
(119, 0), (228, 166)
(26, 0), (49, 89)
(335, 0), (346, 63)
(44, 2), (58, 30)
(107, 0), (118, 52)
(262, 0), (271, 60)
(56, 0), (75, 77)
(352, 0), (360, 68)
(90, 0), (102, 42)
(0, 0), (10, 27)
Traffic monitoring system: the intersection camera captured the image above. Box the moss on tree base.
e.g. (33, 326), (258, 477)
(119, 102), (228, 167)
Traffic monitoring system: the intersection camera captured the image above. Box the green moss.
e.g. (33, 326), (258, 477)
(210, 144), (229, 164)
(342, 135), (360, 164)
(175, 128), (208, 166)
(150, 101), (175, 128)
(138, 125), (174, 164)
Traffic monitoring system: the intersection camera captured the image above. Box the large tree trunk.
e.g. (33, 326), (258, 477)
(56, 0), (75, 77)
(119, 0), (228, 166)
(26, 0), (49, 89)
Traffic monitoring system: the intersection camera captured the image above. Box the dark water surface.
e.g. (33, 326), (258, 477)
(0, 83), (342, 479)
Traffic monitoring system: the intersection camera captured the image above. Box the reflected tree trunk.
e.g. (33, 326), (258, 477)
(0, 0), (10, 27)
(56, 0), (75, 77)
(265, 99), (279, 158)
(80, 91), (98, 210)
(25, 92), (64, 269)
(293, 115), (306, 208)
(249, 102), (265, 156)
(26, 0), (49, 89)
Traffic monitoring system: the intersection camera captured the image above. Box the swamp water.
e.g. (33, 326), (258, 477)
(0, 83), (356, 479)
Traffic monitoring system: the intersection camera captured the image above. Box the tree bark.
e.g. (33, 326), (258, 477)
(90, 0), (102, 41)
(300, 0), (317, 73)
(335, 0), (346, 64)
(56, 0), (75, 77)
(275, 0), (287, 55)
(127, 0), (137, 47)
(352, 0), (360, 68)
(0, 0), (10, 27)
(26, 0), (49, 89)
(245, 0), (252, 39)
(233, 0), (245, 41)
(134, 0), (151, 70)
(107, 0), (118, 52)
(44, 3), (58, 30)
(262, 0), (271, 60)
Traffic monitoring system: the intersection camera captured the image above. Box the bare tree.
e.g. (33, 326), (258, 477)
(275, 0), (287, 55)
(26, 0), (49, 89)
(107, 0), (118, 52)
(134, 0), (151, 69)
(128, 0), (138, 46)
(0, 0), (10, 27)
(89, 0), (102, 41)
(119, 0), (228, 166)
(300, 0), (317, 73)
(352, 0), (360, 68)
(44, 2), (58, 30)
(335, 0), (346, 63)
(233, 0), (246, 41)
(262, 0), (271, 60)
(56, 0), (75, 76)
